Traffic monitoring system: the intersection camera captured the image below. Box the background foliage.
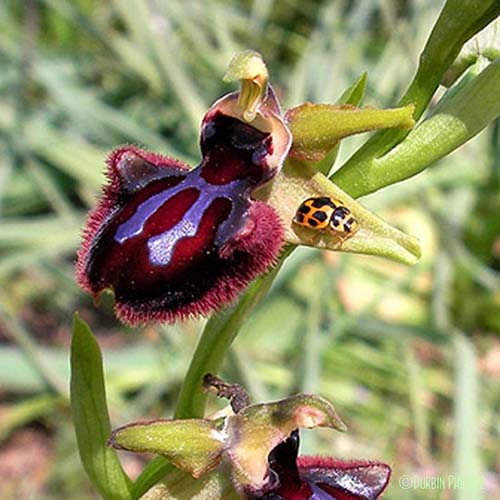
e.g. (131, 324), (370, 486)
(0, 0), (499, 498)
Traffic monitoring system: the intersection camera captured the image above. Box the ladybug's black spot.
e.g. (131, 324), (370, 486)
(295, 213), (305, 223)
(298, 204), (311, 214)
(313, 210), (327, 222)
(334, 207), (350, 218)
(344, 217), (356, 232)
(311, 197), (335, 208)
(308, 219), (319, 227)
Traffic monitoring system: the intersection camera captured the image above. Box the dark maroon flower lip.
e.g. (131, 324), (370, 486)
(76, 86), (291, 325)
(258, 430), (391, 500)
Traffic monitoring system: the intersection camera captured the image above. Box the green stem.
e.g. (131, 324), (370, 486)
(174, 267), (283, 419)
(176, 246), (292, 418)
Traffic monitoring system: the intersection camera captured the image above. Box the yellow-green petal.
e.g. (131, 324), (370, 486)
(286, 103), (415, 161)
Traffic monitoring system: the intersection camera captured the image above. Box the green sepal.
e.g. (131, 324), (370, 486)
(286, 103), (414, 162)
(226, 394), (346, 492)
(70, 313), (133, 500)
(109, 419), (225, 479)
(255, 159), (421, 265)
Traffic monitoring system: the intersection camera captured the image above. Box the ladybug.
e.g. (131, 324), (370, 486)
(293, 196), (358, 241)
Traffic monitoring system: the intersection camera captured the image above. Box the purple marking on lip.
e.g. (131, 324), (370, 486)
(114, 167), (251, 267)
(214, 189), (251, 246)
(147, 189), (222, 266)
(146, 184), (251, 267)
(114, 176), (189, 243)
(114, 169), (246, 244)
(147, 217), (198, 266)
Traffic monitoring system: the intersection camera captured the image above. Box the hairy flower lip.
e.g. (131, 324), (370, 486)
(76, 48), (421, 325)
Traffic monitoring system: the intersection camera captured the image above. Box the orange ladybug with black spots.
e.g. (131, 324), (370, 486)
(293, 197), (358, 240)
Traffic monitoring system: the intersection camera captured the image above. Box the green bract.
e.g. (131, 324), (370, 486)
(109, 419), (224, 479)
(256, 160), (421, 264)
(332, 0), (500, 196)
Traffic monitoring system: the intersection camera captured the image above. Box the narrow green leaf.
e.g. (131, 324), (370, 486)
(133, 459), (173, 500)
(453, 333), (483, 498)
(337, 72), (367, 106)
(70, 313), (132, 500)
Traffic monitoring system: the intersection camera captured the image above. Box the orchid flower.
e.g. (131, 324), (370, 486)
(76, 51), (418, 324)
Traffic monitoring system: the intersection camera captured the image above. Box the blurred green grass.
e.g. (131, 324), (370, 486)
(0, 0), (499, 498)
